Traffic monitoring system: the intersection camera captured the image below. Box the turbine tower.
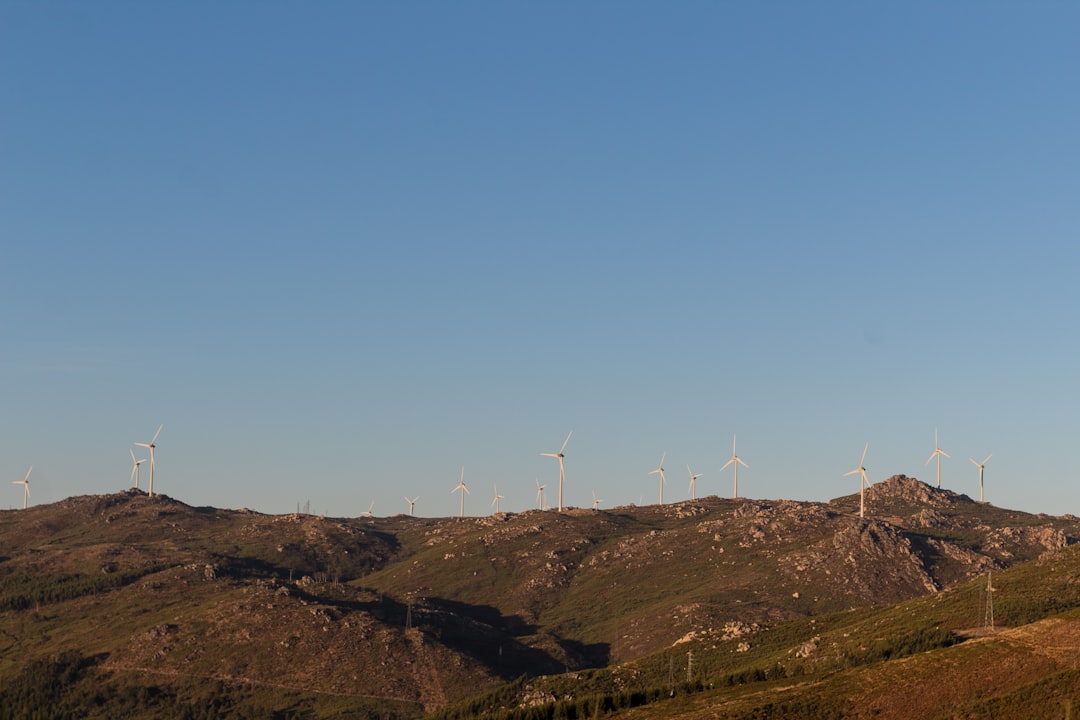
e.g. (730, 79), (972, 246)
(404, 496), (419, 516)
(844, 443), (869, 518)
(129, 450), (146, 490)
(535, 478), (546, 510)
(925, 428), (950, 488)
(720, 434), (748, 499)
(492, 484), (504, 513)
(134, 424), (163, 497)
(970, 454), (992, 503)
(451, 466), (469, 518)
(540, 431), (572, 512)
(649, 452), (667, 505)
(687, 465), (703, 500)
(12, 466), (31, 510)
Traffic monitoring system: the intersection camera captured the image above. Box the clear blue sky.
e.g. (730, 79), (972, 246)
(2, 2), (1078, 517)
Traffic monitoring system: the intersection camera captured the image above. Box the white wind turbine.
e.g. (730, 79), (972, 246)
(134, 424), (163, 497)
(970, 454), (992, 503)
(591, 490), (602, 510)
(360, 501), (375, 518)
(452, 466), (469, 518)
(720, 434), (748, 499)
(687, 465), (703, 500)
(535, 478), (547, 510)
(129, 450), (146, 490)
(12, 466), (31, 510)
(843, 443), (869, 518)
(925, 428), (950, 488)
(649, 452), (667, 505)
(404, 496), (419, 516)
(492, 484), (505, 513)
(540, 431), (572, 512)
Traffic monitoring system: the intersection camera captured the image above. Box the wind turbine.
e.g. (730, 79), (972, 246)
(844, 443), (869, 518)
(12, 466), (31, 510)
(535, 478), (547, 510)
(404, 496), (419, 516)
(591, 490), (602, 510)
(451, 466), (469, 518)
(129, 450), (146, 490)
(687, 465), (703, 500)
(649, 452), (667, 505)
(134, 424), (163, 497)
(360, 501), (375, 518)
(925, 428), (950, 488)
(970, 454), (992, 503)
(492, 484), (505, 513)
(540, 431), (572, 512)
(720, 434), (748, 499)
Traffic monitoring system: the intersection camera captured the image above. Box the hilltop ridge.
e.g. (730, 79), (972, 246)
(2, 475), (1079, 718)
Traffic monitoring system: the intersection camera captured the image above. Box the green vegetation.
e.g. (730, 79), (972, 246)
(0, 565), (164, 611)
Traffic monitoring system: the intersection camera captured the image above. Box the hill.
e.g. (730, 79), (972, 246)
(1, 475), (1079, 718)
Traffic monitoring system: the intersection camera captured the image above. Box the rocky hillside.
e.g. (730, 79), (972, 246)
(0, 474), (1078, 718)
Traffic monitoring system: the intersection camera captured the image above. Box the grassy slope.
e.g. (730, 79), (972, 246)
(433, 541), (1080, 719)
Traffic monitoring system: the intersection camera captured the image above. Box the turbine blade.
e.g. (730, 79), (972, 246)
(737, 458), (748, 468)
(720, 458), (734, 471)
(560, 431), (572, 453)
(983, 453), (992, 464)
(859, 443), (868, 465)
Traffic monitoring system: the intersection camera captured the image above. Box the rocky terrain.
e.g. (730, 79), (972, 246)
(2, 474), (1079, 718)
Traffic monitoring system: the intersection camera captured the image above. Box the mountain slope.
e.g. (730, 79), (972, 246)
(0, 475), (1078, 718)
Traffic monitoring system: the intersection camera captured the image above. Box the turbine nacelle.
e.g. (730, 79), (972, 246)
(843, 443), (869, 518)
(721, 434), (748, 499)
(12, 466), (31, 509)
(540, 431), (572, 512)
(925, 428), (949, 488)
(135, 424), (163, 497)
